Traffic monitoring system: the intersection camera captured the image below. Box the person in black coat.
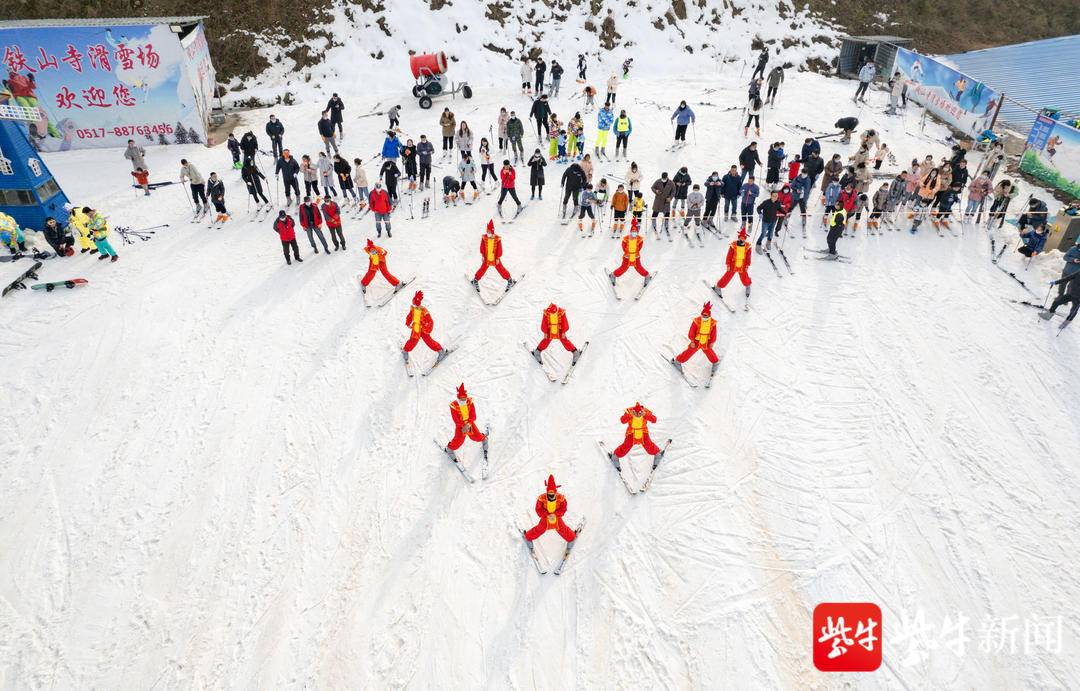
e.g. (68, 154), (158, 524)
(534, 58), (547, 95)
(703, 170), (722, 226)
(528, 148), (547, 199)
(265, 115), (285, 158)
(41, 216), (75, 257)
(275, 150), (301, 205)
(380, 159), (401, 203)
(325, 93), (345, 137)
(720, 166), (742, 221)
(803, 150), (824, 190)
(800, 137), (820, 163)
(751, 48), (769, 80)
(317, 112), (339, 156)
(240, 131), (259, 165)
(242, 162), (270, 205)
(835, 116), (859, 144)
(530, 95), (551, 139)
(766, 143), (783, 185)
(738, 143), (761, 183)
(560, 162), (587, 215)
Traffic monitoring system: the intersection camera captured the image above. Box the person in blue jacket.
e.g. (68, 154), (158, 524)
(738, 176), (760, 229)
(800, 137), (820, 163)
(1018, 225), (1049, 258)
(1018, 197), (1049, 232)
(1057, 238), (1080, 297)
(822, 180), (841, 227)
(670, 101), (696, 146)
(790, 170), (812, 224)
(720, 166), (742, 222)
(595, 104), (615, 158)
(381, 130), (403, 161)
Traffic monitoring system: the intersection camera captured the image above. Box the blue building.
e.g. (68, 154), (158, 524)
(0, 103), (70, 231)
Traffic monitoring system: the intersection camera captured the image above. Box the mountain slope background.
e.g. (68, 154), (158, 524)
(3, 0), (1078, 104)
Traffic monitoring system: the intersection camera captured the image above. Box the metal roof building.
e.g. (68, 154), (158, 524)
(945, 35), (1080, 132)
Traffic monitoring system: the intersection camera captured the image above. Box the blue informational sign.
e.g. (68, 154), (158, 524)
(0, 22), (214, 151)
(1026, 114), (1056, 150)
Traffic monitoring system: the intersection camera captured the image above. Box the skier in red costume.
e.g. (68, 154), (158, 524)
(447, 383), (487, 450)
(715, 228), (753, 300)
(360, 238), (399, 291)
(674, 302), (719, 365)
(531, 303), (580, 358)
(403, 290), (443, 355)
(613, 402), (661, 457)
(523, 474), (578, 542)
(472, 220), (515, 288)
(611, 217), (649, 278)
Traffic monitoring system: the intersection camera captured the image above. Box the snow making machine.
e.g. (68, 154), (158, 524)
(410, 52), (472, 109)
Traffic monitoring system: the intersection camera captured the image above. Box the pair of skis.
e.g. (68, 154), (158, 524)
(606, 269), (656, 301)
(498, 203), (528, 223)
(523, 517), (586, 575)
(598, 439), (672, 494)
(469, 273), (523, 306)
(667, 355), (719, 389)
(362, 276), (415, 309)
(405, 345), (457, 377)
(702, 281), (742, 313)
(524, 341), (590, 384)
(434, 424), (490, 483)
(804, 247), (852, 263)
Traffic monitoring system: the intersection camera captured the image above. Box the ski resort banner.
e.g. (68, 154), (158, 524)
(1022, 114), (1080, 199)
(891, 47), (1001, 138)
(0, 19), (214, 152)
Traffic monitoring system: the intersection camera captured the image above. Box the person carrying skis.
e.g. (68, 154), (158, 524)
(613, 402), (661, 458)
(417, 135), (435, 189)
(650, 172), (676, 233)
(207, 172), (229, 224)
(738, 176), (760, 229)
(179, 159), (208, 214)
(273, 210), (302, 265)
(507, 111), (525, 163)
(41, 217), (74, 257)
(674, 302), (719, 367)
(766, 65), (784, 104)
(612, 218), (649, 279)
(242, 162), (270, 208)
(715, 228), (753, 299)
(318, 111), (339, 156)
(596, 104), (614, 158)
(369, 182), (393, 237)
(326, 93), (345, 138)
(298, 197), (330, 254)
(360, 239), (398, 292)
(403, 291), (443, 357)
(670, 101), (696, 146)
(614, 109), (632, 158)
(473, 220), (515, 288)
(561, 162), (587, 218)
(523, 475), (578, 543)
(266, 114), (285, 159)
(446, 383), (487, 452)
(85, 208), (118, 262)
(240, 130), (259, 166)
(227, 133), (241, 169)
(498, 160), (523, 213)
(275, 150), (301, 207)
(321, 197), (345, 251)
(853, 60), (876, 102)
(531, 303), (580, 360)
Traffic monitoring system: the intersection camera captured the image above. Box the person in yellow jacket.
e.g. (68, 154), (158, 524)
(65, 203), (97, 253)
(84, 207), (119, 262)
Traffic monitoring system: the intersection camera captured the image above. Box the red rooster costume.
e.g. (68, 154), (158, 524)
(612, 218), (649, 278)
(447, 383), (487, 450)
(523, 474), (578, 542)
(403, 291), (442, 353)
(675, 302), (719, 364)
(474, 220), (512, 282)
(361, 238), (399, 289)
(716, 229), (753, 292)
(534, 303), (577, 353)
(613, 402), (661, 458)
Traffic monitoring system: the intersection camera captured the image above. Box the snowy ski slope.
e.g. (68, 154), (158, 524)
(2, 70), (1078, 688)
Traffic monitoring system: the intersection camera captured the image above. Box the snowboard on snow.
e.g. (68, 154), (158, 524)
(31, 278), (88, 292)
(2, 261), (43, 297)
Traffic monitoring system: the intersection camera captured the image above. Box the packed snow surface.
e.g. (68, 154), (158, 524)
(2, 69), (1078, 688)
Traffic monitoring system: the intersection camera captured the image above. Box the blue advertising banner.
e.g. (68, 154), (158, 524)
(1021, 115), (1080, 200)
(0, 22), (209, 151)
(1025, 114), (1056, 149)
(892, 47), (1001, 138)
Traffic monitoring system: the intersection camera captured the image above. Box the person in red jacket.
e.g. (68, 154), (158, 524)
(523, 474), (578, 542)
(531, 303), (579, 359)
(613, 402), (660, 458)
(368, 182), (393, 238)
(674, 302), (719, 365)
(446, 383), (487, 451)
(837, 183), (858, 214)
(273, 210), (302, 265)
(321, 197), (345, 251)
(472, 220), (515, 288)
(715, 229), (752, 299)
(611, 217), (648, 278)
(360, 238), (398, 292)
(298, 196), (330, 253)
(497, 160), (524, 215)
(403, 290), (443, 357)
(775, 183), (793, 234)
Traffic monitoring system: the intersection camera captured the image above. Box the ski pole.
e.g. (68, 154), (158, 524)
(692, 121), (698, 145)
(1042, 281), (1053, 308)
(181, 180), (194, 211)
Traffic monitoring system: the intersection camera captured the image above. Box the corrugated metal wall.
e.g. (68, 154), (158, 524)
(946, 35), (1080, 132)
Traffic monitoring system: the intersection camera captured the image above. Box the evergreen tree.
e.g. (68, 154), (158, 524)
(187, 126), (202, 144)
(158, 133), (169, 146)
(174, 122), (190, 144)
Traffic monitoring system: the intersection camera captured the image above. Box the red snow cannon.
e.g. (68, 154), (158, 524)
(409, 51), (472, 110)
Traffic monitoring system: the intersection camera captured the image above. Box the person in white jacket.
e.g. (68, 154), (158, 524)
(854, 60), (876, 102)
(885, 71), (906, 115)
(352, 158), (369, 207)
(625, 161), (642, 192)
(520, 60), (532, 95)
(317, 152), (337, 198)
(497, 107), (510, 152)
(606, 74), (619, 106)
